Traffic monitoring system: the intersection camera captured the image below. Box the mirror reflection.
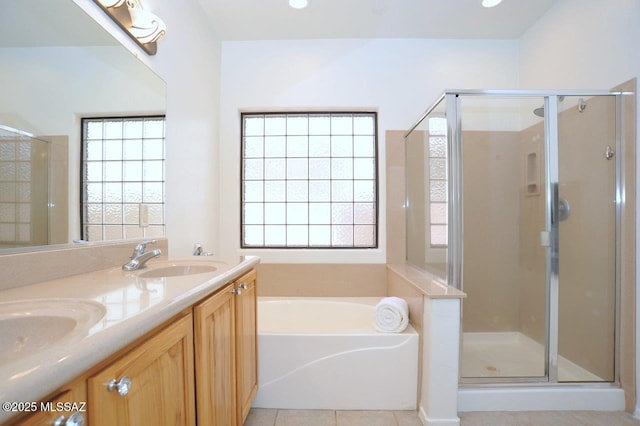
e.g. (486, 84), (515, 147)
(0, 0), (166, 252)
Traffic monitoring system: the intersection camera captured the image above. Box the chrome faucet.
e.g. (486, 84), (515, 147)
(122, 240), (162, 271)
(193, 243), (213, 256)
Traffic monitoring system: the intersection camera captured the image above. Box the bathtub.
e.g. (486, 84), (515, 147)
(252, 297), (419, 410)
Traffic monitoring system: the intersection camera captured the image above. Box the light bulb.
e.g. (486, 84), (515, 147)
(482, 0), (503, 8)
(289, 0), (308, 9)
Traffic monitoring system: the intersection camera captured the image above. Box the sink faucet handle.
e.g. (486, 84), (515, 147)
(133, 239), (157, 254)
(193, 243), (213, 256)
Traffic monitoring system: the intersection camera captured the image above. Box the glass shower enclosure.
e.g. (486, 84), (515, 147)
(405, 90), (625, 384)
(0, 125), (50, 249)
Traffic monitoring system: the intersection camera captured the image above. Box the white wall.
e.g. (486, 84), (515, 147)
(519, 0), (640, 90)
(218, 38), (519, 262)
(518, 0), (640, 414)
(0, 45), (165, 240)
(75, 0), (223, 257)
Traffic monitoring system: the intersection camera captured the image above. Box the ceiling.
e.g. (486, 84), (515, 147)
(198, 0), (560, 41)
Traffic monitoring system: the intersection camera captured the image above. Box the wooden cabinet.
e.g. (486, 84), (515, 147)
(194, 282), (238, 426)
(194, 269), (258, 426)
(9, 268), (257, 426)
(88, 313), (195, 426)
(235, 269), (258, 424)
(13, 385), (86, 426)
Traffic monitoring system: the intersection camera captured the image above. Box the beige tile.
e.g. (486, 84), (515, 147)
(460, 411), (542, 426)
(615, 78), (636, 412)
(385, 130), (407, 265)
(0, 238), (169, 290)
(245, 408), (278, 426)
(459, 411), (640, 426)
(336, 410), (397, 426)
(569, 411), (640, 425)
(256, 263), (387, 297)
(275, 410), (336, 426)
(458, 412), (515, 426)
(393, 410), (422, 426)
(251, 409), (640, 426)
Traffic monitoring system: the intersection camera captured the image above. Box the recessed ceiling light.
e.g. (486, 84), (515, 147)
(482, 0), (503, 7)
(289, 0), (308, 9)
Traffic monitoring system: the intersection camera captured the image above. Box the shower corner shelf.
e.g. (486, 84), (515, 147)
(525, 151), (540, 197)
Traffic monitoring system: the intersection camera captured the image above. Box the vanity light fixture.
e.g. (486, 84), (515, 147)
(481, 0), (503, 7)
(94, 0), (166, 55)
(289, 0), (309, 9)
(126, 0), (166, 44)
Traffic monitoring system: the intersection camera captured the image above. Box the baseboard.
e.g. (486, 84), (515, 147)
(418, 404), (461, 426)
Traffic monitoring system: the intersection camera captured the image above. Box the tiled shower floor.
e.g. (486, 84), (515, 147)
(461, 332), (601, 381)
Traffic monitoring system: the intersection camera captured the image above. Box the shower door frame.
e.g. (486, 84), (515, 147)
(439, 89), (626, 386)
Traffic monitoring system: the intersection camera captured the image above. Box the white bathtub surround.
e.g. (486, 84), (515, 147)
(374, 296), (409, 333)
(253, 297), (419, 410)
(385, 264), (465, 426)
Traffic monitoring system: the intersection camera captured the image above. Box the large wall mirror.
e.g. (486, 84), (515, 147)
(0, 0), (166, 253)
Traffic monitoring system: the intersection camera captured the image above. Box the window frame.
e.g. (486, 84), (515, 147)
(80, 115), (166, 242)
(239, 111), (379, 249)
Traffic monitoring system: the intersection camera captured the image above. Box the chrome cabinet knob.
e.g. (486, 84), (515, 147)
(231, 288), (242, 296)
(239, 283), (249, 290)
(108, 376), (132, 396)
(54, 412), (85, 426)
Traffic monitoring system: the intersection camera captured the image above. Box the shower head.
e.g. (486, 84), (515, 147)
(532, 96), (565, 118)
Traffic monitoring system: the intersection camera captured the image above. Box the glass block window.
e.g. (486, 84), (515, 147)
(241, 112), (378, 248)
(428, 117), (447, 247)
(0, 128), (45, 246)
(81, 116), (166, 242)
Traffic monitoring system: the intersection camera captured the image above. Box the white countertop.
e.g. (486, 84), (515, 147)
(0, 255), (259, 422)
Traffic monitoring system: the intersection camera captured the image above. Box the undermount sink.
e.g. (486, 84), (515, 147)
(138, 264), (218, 279)
(0, 299), (106, 365)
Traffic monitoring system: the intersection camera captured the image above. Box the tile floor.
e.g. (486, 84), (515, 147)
(245, 409), (421, 426)
(245, 409), (640, 426)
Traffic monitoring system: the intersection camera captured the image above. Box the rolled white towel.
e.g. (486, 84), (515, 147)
(374, 297), (409, 333)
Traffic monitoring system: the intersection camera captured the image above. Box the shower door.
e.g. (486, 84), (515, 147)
(457, 95), (549, 380)
(456, 92), (618, 383)
(555, 95), (617, 382)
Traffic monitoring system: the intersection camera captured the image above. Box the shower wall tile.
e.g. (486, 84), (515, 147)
(462, 130), (522, 334)
(385, 130), (407, 264)
(615, 78), (636, 412)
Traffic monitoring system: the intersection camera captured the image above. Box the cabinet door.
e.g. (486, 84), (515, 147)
(13, 388), (85, 426)
(194, 283), (237, 426)
(235, 269), (258, 424)
(87, 313), (195, 426)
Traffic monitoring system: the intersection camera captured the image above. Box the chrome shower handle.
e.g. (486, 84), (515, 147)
(605, 146), (615, 160)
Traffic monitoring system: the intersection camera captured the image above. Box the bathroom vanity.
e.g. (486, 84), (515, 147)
(0, 256), (259, 426)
